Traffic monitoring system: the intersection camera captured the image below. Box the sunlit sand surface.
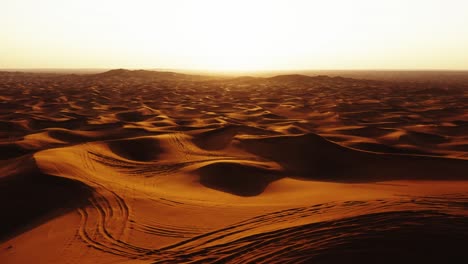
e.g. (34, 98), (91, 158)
(1, 70), (467, 263)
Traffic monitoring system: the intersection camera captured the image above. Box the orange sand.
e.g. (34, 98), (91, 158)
(1, 70), (467, 263)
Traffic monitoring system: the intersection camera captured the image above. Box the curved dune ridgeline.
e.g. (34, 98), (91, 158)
(1, 70), (467, 263)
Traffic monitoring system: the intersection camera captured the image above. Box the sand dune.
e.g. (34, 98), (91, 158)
(1, 70), (467, 263)
(0, 155), (92, 241)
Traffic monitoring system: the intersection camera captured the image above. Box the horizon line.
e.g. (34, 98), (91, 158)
(2, 67), (468, 73)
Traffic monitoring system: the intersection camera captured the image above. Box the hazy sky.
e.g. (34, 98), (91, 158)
(1, 0), (468, 71)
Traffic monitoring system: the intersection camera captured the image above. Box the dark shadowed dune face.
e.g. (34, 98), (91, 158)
(196, 162), (282, 196)
(0, 70), (467, 263)
(301, 211), (468, 264)
(107, 137), (163, 162)
(0, 156), (92, 241)
(0, 143), (32, 160)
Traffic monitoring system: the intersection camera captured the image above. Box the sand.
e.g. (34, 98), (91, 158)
(1, 69), (467, 263)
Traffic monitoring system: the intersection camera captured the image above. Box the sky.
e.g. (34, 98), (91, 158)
(1, 0), (468, 72)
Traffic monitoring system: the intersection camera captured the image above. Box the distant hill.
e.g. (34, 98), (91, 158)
(93, 69), (212, 81)
(2, 68), (468, 86)
(266, 74), (356, 84)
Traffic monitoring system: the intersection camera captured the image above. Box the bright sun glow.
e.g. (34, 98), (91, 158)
(1, 0), (468, 71)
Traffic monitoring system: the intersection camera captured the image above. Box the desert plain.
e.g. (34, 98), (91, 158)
(1, 69), (467, 263)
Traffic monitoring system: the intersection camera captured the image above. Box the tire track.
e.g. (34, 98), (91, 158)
(72, 150), (153, 258)
(145, 194), (468, 263)
(88, 149), (262, 178)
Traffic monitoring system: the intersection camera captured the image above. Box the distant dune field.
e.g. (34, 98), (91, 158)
(1, 70), (467, 263)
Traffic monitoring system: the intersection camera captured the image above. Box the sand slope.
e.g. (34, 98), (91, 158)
(1, 70), (467, 263)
